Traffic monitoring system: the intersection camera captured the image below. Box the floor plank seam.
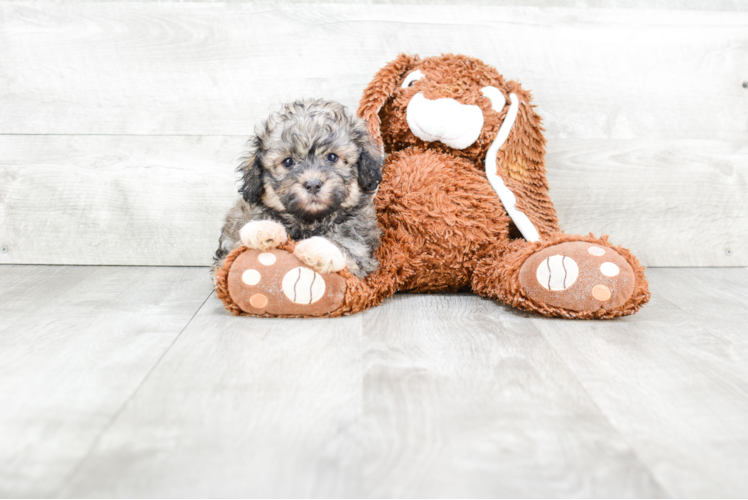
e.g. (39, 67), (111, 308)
(537, 327), (674, 498)
(50, 290), (215, 497)
(656, 294), (685, 311)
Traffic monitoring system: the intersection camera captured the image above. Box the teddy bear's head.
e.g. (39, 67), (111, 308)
(357, 53), (545, 179)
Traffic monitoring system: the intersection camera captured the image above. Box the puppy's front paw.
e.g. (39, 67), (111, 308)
(293, 237), (346, 274)
(240, 220), (288, 250)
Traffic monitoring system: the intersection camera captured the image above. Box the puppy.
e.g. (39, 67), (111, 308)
(212, 99), (383, 279)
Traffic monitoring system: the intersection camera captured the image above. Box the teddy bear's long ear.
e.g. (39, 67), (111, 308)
(488, 84), (561, 240)
(357, 53), (420, 148)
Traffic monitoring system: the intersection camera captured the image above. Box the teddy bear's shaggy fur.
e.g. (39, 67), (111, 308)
(216, 53), (650, 319)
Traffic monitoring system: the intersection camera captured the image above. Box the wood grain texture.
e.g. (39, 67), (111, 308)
(59, 295), (364, 498)
(3, 266), (748, 497)
(2, 0), (746, 8)
(0, 3), (746, 139)
(0, 135), (243, 266)
(1, 135), (744, 266)
(59, 291), (669, 498)
(0, 265), (213, 498)
(546, 139), (748, 267)
(360, 293), (666, 498)
(531, 267), (748, 497)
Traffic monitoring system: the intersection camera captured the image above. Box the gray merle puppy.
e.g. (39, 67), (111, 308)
(213, 99), (383, 279)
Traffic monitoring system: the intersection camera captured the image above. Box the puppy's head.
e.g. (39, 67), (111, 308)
(239, 99), (383, 221)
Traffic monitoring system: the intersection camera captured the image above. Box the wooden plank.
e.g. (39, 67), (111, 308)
(0, 265), (212, 498)
(59, 295), (364, 498)
(531, 268), (748, 498)
(359, 294), (666, 498)
(7, 267), (748, 496)
(647, 267), (748, 346)
(0, 135), (243, 266)
(58, 292), (668, 497)
(546, 139), (748, 267)
(5, 0), (745, 9)
(0, 3), (746, 139)
(1, 135), (744, 266)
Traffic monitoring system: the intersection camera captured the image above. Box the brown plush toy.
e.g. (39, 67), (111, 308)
(216, 53), (650, 319)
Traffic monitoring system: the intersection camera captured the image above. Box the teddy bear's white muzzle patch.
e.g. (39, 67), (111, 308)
(406, 93), (484, 150)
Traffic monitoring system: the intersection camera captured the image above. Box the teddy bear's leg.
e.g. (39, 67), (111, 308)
(215, 236), (405, 318)
(215, 241), (347, 317)
(472, 233), (650, 319)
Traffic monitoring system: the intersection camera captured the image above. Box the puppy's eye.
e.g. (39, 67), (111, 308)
(401, 70), (425, 89)
(326, 153), (339, 163)
(281, 158), (294, 168)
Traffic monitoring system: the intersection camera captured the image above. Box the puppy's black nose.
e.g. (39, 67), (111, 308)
(303, 179), (323, 194)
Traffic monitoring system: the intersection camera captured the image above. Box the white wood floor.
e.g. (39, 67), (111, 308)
(1, 265), (747, 498)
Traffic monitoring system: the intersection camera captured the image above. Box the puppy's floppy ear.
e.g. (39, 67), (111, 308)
(356, 53), (420, 148)
(352, 119), (384, 193)
(238, 137), (265, 204)
(358, 147), (383, 193)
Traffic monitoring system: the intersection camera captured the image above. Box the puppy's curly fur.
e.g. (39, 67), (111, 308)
(212, 99), (383, 278)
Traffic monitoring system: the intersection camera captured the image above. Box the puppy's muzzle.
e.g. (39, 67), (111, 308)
(292, 167), (339, 216)
(406, 93), (484, 150)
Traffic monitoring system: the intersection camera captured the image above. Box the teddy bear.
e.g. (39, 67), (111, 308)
(215, 53), (650, 319)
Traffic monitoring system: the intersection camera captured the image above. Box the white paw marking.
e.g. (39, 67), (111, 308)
(239, 220), (288, 250)
(536, 255), (579, 291)
(588, 246), (606, 256)
(600, 262), (620, 277)
(257, 252), (276, 266)
(242, 269), (261, 285)
(293, 237), (346, 274)
(282, 267), (326, 305)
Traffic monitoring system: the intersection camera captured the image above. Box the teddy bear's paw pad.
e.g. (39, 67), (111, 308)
(519, 242), (636, 313)
(227, 248), (346, 316)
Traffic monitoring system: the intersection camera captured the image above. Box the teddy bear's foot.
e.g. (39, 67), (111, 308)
(219, 246), (347, 317)
(519, 241), (637, 313)
(472, 234), (650, 319)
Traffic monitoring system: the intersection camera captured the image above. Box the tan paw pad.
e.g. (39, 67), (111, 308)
(519, 241), (636, 313)
(227, 248), (346, 316)
(249, 293), (268, 309)
(591, 284), (611, 301)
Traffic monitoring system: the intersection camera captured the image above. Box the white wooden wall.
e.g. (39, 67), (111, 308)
(0, 2), (746, 266)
